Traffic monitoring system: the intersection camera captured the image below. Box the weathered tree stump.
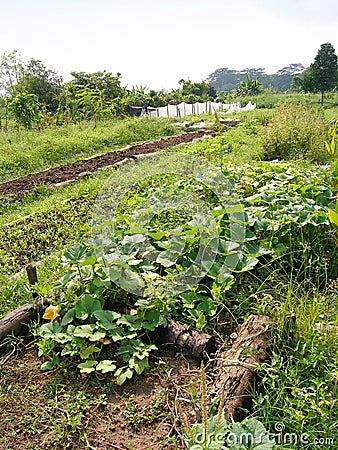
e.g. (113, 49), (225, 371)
(0, 297), (48, 353)
(211, 314), (273, 421)
(156, 319), (216, 359)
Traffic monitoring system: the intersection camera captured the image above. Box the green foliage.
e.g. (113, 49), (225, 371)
(1, 104), (338, 446)
(259, 101), (327, 161)
(14, 58), (63, 113)
(0, 116), (178, 182)
(66, 70), (124, 101)
(251, 287), (338, 448)
(0, 49), (24, 96)
(326, 119), (338, 189)
(234, 162), (337, 284)
(0, 96), (9, 129)
(63, 71), (125, 121)
(184, 416), (275, 449)
(37, 258), (163, 383)
(236, 75), (263, 97)
(207, 65), (305, 93)
(181, 363), (275, 449)
(298, 43), (338, 105)
(36, 159), (336, 383)
(176, 79), (217, 102)
(122, 392), (166, 427)
(9, 92), (42, 129)
(74, 86), (116, 121)
(0, 194), (95, 277)
(325, 119), (338, 231)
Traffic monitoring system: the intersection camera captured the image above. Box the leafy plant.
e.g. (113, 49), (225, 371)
(325, 119), (338, 230)
(36, 159), (337, 384)
(10, 92), (42, 129)
(236, 75), (263, 97)
(259, 101), (327, 162)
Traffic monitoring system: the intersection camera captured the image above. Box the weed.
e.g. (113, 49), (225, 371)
(122, 391), (166, 428)
(259, 101), (327, 162)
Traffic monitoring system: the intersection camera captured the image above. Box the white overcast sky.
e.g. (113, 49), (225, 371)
(1, 0), (338, 91)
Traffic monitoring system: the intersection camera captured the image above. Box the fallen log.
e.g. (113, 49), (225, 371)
(211, 314), (273, 421)
(156, 319), (216, 359)
(0, 297), (49, 353)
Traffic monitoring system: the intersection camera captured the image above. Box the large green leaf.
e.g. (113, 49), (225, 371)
(93, 310), (121, 330)
(156, 249), (179, 267)
(73, 324), (96, 338)
(78, 360), (97, 374)
(62, 243), (89, 263)
(80, 344), (100, 359)
(129, 356), (149, 375)
(118, 268), (145, 291)
(75, 294), (102, 320)
(229, 418), (275, 449)
(96, 360), (116, 373)
(115, 367), (134, 385)
(61, 308), (75, 326)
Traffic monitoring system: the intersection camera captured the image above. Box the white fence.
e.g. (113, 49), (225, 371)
(143, 101), (256, 118)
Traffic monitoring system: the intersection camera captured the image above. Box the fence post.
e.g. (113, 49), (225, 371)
(26, 264), (39, 299)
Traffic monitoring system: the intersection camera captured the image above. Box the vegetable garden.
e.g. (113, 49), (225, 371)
(0, 98), (337, 449)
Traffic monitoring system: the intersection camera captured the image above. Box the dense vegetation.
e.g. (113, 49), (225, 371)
(0, 54), (338, 448)
(207, 64), (305, 92)
(0, 42), (337, 132)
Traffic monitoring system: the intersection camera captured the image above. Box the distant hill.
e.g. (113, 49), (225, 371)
(207, 64), (305, 92)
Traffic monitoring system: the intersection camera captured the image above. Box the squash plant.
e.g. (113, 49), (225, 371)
(37, 161), (336, 384)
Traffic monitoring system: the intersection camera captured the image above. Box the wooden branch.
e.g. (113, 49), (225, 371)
(0, 297), (49, 352)
(211, 314), (273, 421)
(156, 319), (216, 359)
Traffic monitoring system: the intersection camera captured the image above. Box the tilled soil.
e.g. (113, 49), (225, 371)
(0, 345), (202, 450)
(0, 130), (215, 197)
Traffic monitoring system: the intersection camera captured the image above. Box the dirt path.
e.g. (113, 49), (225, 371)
(0, 130), (215, 197)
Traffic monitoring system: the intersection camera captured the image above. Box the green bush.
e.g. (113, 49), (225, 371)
(259, 101), (327, 161)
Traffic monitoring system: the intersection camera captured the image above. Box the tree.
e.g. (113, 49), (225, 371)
(14, 59), (63, 113)
(207, 65), (305, 93)
(274, 63), (305, 91)
(0, 49), (24, 97)
(64, 71), (125, 120)
(175, 79), (217, 102)
(66, 71), (125, 100)
(301, 43), (338, 105)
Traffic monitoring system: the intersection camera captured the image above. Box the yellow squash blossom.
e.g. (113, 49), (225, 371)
(42, 305), (61, 322)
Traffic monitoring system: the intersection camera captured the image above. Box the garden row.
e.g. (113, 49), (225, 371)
(1, 101), (337, 449)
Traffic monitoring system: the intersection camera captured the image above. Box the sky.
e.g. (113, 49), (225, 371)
(1, 0), (338, 91)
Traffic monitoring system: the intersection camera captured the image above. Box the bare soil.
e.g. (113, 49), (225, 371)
(0, 130), (215, 197)
(0, 344), (203, 450)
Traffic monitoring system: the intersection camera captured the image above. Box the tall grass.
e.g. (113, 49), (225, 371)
(258, 101), (327, 162)
(0, 116), (178, 182)
(250, 283), (338, 449)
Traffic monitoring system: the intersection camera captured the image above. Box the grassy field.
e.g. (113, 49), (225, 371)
(0, 116), (178, 182)
(0, 95), (337, 449)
